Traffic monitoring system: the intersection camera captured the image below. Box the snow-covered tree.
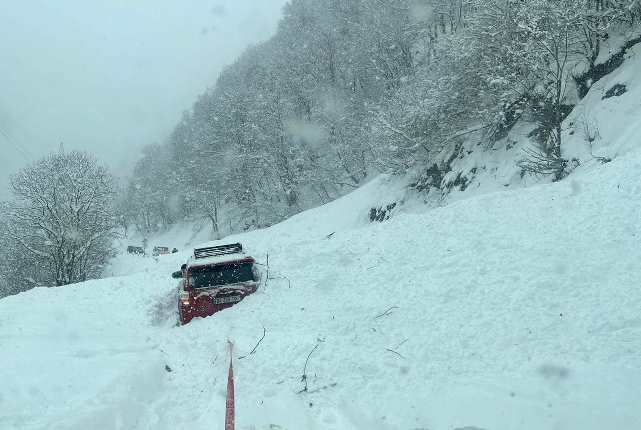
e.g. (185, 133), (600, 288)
(8, 151), (118, 287)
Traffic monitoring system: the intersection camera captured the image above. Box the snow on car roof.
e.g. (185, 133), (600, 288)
(186, 251), (253, 268)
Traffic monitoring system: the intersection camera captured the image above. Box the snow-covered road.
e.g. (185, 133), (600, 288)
(2, 142), (641, 429)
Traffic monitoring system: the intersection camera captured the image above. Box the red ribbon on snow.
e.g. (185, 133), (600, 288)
(225, 341), (235, 430)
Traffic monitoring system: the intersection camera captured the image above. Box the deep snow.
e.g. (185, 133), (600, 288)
(2, 40), (641, 430)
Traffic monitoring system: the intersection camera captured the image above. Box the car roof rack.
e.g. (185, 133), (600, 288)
(193, 243), (243, 259)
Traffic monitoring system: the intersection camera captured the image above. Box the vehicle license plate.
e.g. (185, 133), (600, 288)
(213, 295), (241, 304)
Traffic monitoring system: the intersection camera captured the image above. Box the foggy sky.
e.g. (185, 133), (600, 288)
(0, 0), (288, 198)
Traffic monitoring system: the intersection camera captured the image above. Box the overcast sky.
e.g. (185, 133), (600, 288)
(0, 0), (288, 199)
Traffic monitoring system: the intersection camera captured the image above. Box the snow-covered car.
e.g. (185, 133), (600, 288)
(152, 246), (170, 257)
(126, 245), (144, 255)
(172, 243), (259, 325)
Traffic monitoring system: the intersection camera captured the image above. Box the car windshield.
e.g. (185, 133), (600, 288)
(190, 263), (255, 289)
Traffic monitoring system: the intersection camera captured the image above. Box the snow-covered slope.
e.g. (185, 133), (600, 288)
(408, 40), (641, 214)
(564, 41), (641, 161)
(2, 42), (641, 430)
(3, 145), (641, 429)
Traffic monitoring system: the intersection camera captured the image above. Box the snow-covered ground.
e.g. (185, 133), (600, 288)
(2, 40), (641, 430)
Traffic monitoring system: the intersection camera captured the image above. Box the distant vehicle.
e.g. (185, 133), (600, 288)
(152, 246), (170, 257)
(127, 245), (144, 255)
(172, 243), (260, 325)
(171, 248), (178, 253)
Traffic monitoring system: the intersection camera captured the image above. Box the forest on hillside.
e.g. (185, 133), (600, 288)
(120, 0), (640, 237)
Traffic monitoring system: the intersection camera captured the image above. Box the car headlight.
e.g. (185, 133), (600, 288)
(180, 291), (191, 305)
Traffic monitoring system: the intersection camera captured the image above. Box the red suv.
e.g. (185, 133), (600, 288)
(172, 243), (259, 325)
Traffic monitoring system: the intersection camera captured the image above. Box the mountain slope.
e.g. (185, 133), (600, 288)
(2, 41), (641, 430)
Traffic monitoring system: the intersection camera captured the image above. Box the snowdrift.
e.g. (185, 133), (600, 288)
(2, 42), (641, 430)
